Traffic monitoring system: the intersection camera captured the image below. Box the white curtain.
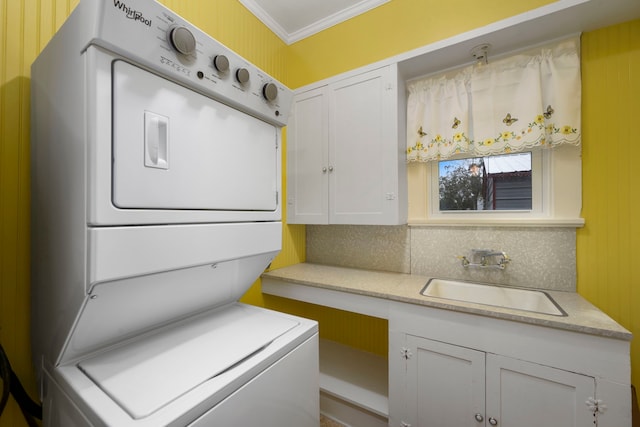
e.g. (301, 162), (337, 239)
(406, 69), (470, 161)
(406, 38), (581, 162)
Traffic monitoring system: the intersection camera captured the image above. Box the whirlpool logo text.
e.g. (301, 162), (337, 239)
(113, 0), (152, 27)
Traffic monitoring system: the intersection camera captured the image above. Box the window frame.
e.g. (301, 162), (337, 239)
(408, 145), (584, 227)
(428, 150), (545, 220)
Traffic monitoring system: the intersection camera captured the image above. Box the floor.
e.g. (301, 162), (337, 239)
(320, 414), (346, 427)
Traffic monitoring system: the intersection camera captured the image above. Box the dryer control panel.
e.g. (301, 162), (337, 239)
(87, 0), (292, 126)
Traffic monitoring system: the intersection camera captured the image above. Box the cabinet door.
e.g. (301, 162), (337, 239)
(328, 67), (400, 224)
(286, 86), (329, 224)
(405, 335), (486, 427)
(485, 354), (595, 427)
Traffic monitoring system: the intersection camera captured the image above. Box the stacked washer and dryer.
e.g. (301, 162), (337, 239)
(30, 0), (318, 425)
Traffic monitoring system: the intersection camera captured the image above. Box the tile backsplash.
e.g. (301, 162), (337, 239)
(306, 225), (411, 273)
(306, 225), (576, 292)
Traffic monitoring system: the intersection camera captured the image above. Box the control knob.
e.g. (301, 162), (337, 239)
(168, 26), (196, 56)
(213, 55), (229, 72)
(236, 68), (250, 84)
(263, 82), (278, 101)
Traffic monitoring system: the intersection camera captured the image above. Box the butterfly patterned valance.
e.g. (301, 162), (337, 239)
(406, 38), (581, 162)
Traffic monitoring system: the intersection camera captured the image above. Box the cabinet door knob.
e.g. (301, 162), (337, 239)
(328, 165), (334, 172)
(489, 417), (498, 425)
(322, 167), (327, 173)
(474, 413), (484, 422)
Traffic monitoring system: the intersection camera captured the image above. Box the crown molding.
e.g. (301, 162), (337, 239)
(238, 0), (390, 45)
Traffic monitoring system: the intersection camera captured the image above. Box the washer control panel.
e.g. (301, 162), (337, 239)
(91, 0), (292, 126)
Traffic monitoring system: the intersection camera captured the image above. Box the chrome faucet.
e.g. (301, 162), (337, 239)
(459, 249), (510, 269)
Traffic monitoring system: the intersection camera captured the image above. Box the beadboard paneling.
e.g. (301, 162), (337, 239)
(1, 1), (79, 425)
(578, 18), (640, 395)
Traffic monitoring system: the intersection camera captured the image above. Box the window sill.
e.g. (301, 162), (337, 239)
(408, 217), (585, 228)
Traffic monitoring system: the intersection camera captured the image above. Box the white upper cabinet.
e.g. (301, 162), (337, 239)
(286, 65), (407, 225)
(286, 86), (329, 224)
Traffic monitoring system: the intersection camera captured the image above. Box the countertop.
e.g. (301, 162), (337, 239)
(262, 263), (632, 341)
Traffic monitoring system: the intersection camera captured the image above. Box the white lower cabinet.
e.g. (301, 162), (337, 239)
(485, 353), (594, 427)
(389, 303), (630, 427)
(403, 337), (484, 427)
(400, 335), (595, 427)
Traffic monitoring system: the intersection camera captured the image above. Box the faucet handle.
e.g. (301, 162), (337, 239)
(457, 255), (470, 267)
(498, 253), (511, 268)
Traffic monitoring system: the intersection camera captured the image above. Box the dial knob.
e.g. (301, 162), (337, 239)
(263, 82), (278, 101)
(236, 68), (250, 84)
(168, 26), (196, 55)
(213, 55), (229, 72)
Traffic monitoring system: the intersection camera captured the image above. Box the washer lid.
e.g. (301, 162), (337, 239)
(78, 304), (299, 419)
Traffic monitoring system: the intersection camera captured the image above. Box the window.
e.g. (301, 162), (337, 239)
(408, 144), (583, 226)
(427, 150), (544, 222)
(438, 152), (533, 211)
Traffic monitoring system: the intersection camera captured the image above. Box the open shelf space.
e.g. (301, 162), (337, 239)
(319, 339), (388, 418)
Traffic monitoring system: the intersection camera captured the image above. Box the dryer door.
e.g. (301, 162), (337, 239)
(111, 60), (278, 211)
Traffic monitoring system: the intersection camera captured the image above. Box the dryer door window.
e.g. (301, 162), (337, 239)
(111, 60), (278, 211)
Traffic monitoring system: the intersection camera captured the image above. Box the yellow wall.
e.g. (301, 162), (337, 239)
(0, 0), (637, 425)
(286, 0), (554, 88)
(1, 1), (80, 425)
(578, 18), (640, 398)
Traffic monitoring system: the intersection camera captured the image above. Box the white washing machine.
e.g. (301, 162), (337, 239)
(30, 0), (318, 425)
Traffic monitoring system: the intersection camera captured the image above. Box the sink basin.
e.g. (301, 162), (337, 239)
(420, 279), (566, 316)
